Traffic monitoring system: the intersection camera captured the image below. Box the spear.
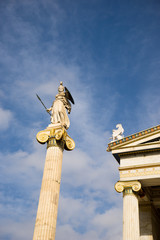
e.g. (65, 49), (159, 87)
(36, 94), (51, 116)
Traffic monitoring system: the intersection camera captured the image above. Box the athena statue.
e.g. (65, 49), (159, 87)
(47, 82), (74, 129)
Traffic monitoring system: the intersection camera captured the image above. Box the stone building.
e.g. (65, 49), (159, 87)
(107, 124), (160, 240)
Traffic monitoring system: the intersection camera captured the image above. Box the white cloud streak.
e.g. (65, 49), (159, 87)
(0, 107), (13, 130)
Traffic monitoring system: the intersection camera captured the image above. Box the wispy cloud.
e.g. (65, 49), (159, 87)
(0, 107), (13, 130)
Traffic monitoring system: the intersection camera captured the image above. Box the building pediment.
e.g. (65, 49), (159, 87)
(107, 124), (160, 162)
(107, 124), (160, 152)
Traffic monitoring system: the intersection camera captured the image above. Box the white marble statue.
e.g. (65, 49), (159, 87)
(111, 124), (124, 142)
(47, 82), (74, 129)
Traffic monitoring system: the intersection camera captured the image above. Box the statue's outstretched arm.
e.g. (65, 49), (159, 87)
(46, 107), (52, 113)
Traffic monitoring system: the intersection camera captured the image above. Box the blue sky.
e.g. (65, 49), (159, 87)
(0, 0), (160, 239)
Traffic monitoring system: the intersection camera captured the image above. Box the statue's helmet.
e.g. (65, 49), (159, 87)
(58, 81), (65, 95)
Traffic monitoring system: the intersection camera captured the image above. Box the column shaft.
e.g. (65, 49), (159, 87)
(123, 188), (140, 240)
(33, 144), (63, 240)
(139, 204), (153, 240)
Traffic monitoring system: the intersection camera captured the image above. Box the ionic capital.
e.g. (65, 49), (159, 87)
(36, 124), (75, 151)
(115, 181), (141, 193)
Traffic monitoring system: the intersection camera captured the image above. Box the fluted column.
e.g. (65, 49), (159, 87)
(115, 181), (141, 240)
(33, 124), (75, 240)
(33, 139), (64, 240)
(139, 204), (153, 240)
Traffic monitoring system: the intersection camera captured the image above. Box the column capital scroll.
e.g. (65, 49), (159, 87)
(36, 123), (75, 151)
(115, 180), (141, 193)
